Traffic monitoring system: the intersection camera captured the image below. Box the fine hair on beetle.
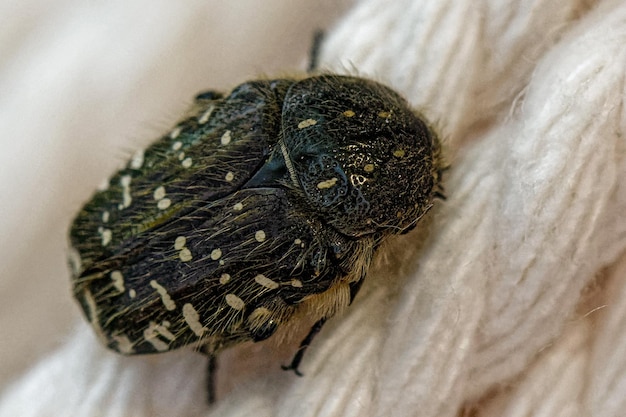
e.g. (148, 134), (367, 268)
(68, 33), (445, 403)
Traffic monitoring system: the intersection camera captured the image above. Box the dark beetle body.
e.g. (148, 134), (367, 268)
(69, 75), (442, 357)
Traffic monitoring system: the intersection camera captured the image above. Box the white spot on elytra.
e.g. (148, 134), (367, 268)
(210, 248), (222, 260)
(225, 171), (234, 182)
(157, 198), (171, 210)
(174, 236), (186, 250)
(298, 118), (317, 129)
(182, 303), (207, 336)
(198, 105), (214, 124)
(150, 280), (176, 311)
(129, 289), (137, 298)
(294, 238), (302, 245)
(110, 270), (125, 292)
(290, 279), (303, 288)
(178, 152), (185, 161)
(317, 177), (338, 189)
(97, 178), (110, 191)
(233, 202), (243, 211)
(153, 186), (166, 201)
(120, 175), (132, 209)
(100, 228), (112, 246)
(172, 141), (182, 151)
(220, 130), (232, 145)
(153, 185), (171, 210)
(102, 211), (110, 223)
(255, 230), (266, 242)
(219, 273), (231, 284)
(249, 306), (272, 321)
(254, 274), (279, 290)
(225, 293), (245, 311)
(143, 321), (174, 352)
(145, 336), (168, 352)
(156, 321), (175, 339)
(83, 289), (104, 341)
(179, 247), (192, 262)
(130, 149), (144, 169)
(112, 334), (134, 354)
(68, 247), (82, 276)
(169, 126), (182, 139)
(182, 157), (192, 168)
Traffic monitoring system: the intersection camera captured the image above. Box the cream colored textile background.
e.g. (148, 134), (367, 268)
(1, 0), (625, 416)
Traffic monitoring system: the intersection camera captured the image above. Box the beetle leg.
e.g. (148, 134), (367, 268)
(307, 30), (325, 73)
(206, 354), (217, 404)
(281, 317), (327, 376)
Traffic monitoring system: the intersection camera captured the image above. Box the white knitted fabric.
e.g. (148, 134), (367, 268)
(1, 0), (625, 416)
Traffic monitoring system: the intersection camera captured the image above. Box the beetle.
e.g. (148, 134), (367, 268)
(69, 73), (444, 402)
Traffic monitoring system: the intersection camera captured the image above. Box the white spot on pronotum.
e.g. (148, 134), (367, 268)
(172, 141), (183, 151)
(112, 334), (134, 354)
(130, 149), (144, 169)
(225, 293), (245, 310)
(110, 270), (125, 292)
(219, 259), (225, 266)
(169, 126), (182, 139)
(210, 248), (222, 260)
(179, 248), (192, 262)
(198, 105), (214, 124)
(157, 198), (171, 210)
(143, 321), (174, 352)
(153, 186), (166, 201)
(219, 273), (231, 284)
(182, 157), (192, 168)
(364, 163), (375, 173)
(294, 238), (302, 245)
(393, 149), (405, 158)
(317, 178), (338, 189)
(254, 274), (279, 290)
(343, 110), (355, 117)
(150, 280), (176, 311)
(129, 289), (137, 299)
(220, 130), (232, 145)
(233, 202), (243, 211)
(255, 230), (266, 242)
(102, 211), (110, 223)
(120, 175), (132, 209)
(174, 236), (186, 250)
(182, 303), (207, 337)
(298, 118), (317, 129)
(225, 171), (234, 182)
